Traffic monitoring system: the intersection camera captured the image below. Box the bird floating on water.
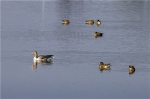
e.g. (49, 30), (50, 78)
(85, 20), (94, 25)
(99, 62), (111, 70)
(62, 20), (70, 25)
(94, 32), (103, 38)
(129, 65), (135, 74)
(96, 20), (101, 26)
(32, 51), (54, 62)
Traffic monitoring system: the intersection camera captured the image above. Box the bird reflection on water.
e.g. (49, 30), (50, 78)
(31, 60), (53, 69)
(99, 67), (111, 72)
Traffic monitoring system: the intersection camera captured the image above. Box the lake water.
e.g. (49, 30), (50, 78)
(1, 1), (150, 99)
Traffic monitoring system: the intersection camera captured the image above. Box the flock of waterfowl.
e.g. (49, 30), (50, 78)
(62, 19), (103, 38)
(62, 19), (101, 25)
(99, 62), (136, 74)
(31, 19), (136, 75)
(31, 51), (135, 74)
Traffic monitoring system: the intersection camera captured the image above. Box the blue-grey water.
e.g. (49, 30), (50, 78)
(1, 1), (150, 99)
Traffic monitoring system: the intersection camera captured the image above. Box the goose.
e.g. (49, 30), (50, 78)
(94, 32), (103, 37)
(96, 20), (101, 26)
(32, 51), (54, 62)
(62, 20), (70, 24)
(85, 20), (94, 25)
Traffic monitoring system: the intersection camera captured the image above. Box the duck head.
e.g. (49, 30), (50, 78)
(32, 51), (38, 57)
(100, 62), (104, 65)
(32, 51), (37, 55)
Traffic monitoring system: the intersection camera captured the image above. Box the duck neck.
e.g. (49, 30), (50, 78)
(34, 54), (38, 58)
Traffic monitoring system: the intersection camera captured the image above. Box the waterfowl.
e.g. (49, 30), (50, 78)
(32, 51), (54, 62)
(129, 65), (135, 74)
(96, 20), (101, 26)
(99, 62), (111, 69)
(85, 20), (94, 25)
(94, 32), (103, 37)
(62, 20), (70, 24)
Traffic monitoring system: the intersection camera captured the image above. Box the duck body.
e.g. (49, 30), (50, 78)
(33, 55), (53, 61)
(94, 32), (103, 37)
(129, 65), (135, 71)
(99, 62), (111, 69)
(99, 65), (110, 69)
(96, 20), (101, 26)
(86, 20), (94, 25)
(32, 51), (54, 62)
(62, 20), (70, 24)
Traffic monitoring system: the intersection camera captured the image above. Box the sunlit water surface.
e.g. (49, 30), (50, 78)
(1, 1), (150, 99)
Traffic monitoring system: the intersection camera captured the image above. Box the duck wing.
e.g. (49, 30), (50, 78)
(104, 63), (111, 66)
(38, 55), (54, 59)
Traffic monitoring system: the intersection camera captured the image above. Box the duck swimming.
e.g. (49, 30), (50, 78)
(85, 20), (94, 25)
(99, 62), (111, 69)
(62, 20), (70, 24)
(94, 32), (103, 38)
(32, 51), (54, 62)
(129, 65), (135, 74)
(96, 20), (101, 26)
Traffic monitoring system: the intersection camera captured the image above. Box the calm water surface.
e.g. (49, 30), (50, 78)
(1, 1), (150, 99)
